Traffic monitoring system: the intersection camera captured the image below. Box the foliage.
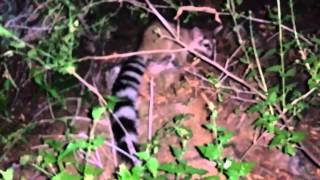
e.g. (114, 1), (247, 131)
(0, 0), (318, 179)
(0, 168), (13, 180)
(198, 103), (255, 180)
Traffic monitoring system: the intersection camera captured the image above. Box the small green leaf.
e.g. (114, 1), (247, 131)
(218, 131), (233, 144)
(207, 75), (219, 86)
(131, 165), (144, 178)
(52, 170), (82, 180)
(0, 168), (13, 180)
(203, 176), (219, 180)
(118, 164), (133, 180)
(136, 151), (150, 161)
(266, 65), (282, 73)
(170, 146), (183, 159)
(174, 126), (192, 139)
(247, 102), (267, 113)
(173, 114), (188, 123)
(58, 139), (87, 161)
(264, 48), (277, 57)
(19, 155), (32, 165)
(10, 40), (26, 49)
(91, 106), (106, 122)
(223, 160), (255, 179)
(146, 157), (159, 177)
(84, 164), (103, 176)
(183, 164), (207, 175)
(91, 135), (105, 148)
(0, 25), (14, 38)
(284, 143), (296, 156)
(42, 152), (56, 164)
(159, 162), (183, 174)
(270, 133), (286, 148)
(197, 144), (222, 161)
(48, 88), (60, 99)
(106, 96), (120, 111)
(240, 162), (255, 175)
(266, 91), (277, 104)
(203, 123), (215, 131)
(61, 64), (76, 75)
(31, 68), (44, 86)
(290, 132), (305, 143)
(27, 49), (38, 59)
(45, 139), (63, 151)
(285, 68), (296, 77)
(235, 0), (243, 5)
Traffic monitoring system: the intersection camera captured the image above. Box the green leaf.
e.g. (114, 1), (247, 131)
(31, 68), (44, 86)
(269, 132), (286, 148)
(235, 0), (243, 5)
(203, 123), (215, 131)
(136, 151), (150, 161)
(61, 63), (76, 75)
(183, 164), (207, 175)
(307, 78), (317, 89)
(240, 162), (255, 175)
(173, 114), (188, 123)
(91, 106), (106, 122)
(48, 88), (60, 99)
(19, 155), (32, 165)
(27, 49), (38, 59)
(9, 40), (26, 49)
(266, 65), (282, 73)
(266, 91), (277, 104)
(224, 160), (255, 179)
(0, 25), (14, 38)
(197, 144), (222, 161)
(146, 157), (159, 177)
(84, 164), (103, 177)
(159, 162), (206, 175)
(218, 131), (233, 144)
(247, 102), (267, 113)
(106, 96), (120, 111)
(207, 75), (219, 86)
(203, 176), (219, 180)
(285, 83), (297, 94)
(0, 168), (13, 180)
(209, 106), (218, 120)
(284, 143), (296, 156)
(52, 170), (82, 180)
(91, 135), (105, 149)
(118, 164), (134, 180)
(159, 162), (183, 174)
(171, 146), (183, 159)
(285, 68), (296, 77)
(290, 132), (305, 143)
(175, 126), (192, 139)
(45, 139), (64, 152)
(264, 48), (277, 57)
(131, 165), (144, 178)
(42, 152), (57, 164)
(58, 139), (87, 161)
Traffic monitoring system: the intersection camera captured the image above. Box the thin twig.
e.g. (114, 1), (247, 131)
(148, 77), (155, 141)
(174, 6), (221, 23)
(145, 0), (175, 37)
(78, 48), (187, 61)
(249, 11), (268, 93)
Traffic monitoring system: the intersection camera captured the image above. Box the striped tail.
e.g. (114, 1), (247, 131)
(110, 55), (146, 164)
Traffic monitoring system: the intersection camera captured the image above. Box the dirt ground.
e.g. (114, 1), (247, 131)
(0, 0), (320, 179)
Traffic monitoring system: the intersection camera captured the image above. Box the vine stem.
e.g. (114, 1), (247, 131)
(277, 0), (286, 109)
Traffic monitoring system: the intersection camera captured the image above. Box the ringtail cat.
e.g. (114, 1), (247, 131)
(109, 21), (214, 164)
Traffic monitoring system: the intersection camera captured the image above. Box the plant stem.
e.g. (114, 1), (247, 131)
(276, 0), (286, 109)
